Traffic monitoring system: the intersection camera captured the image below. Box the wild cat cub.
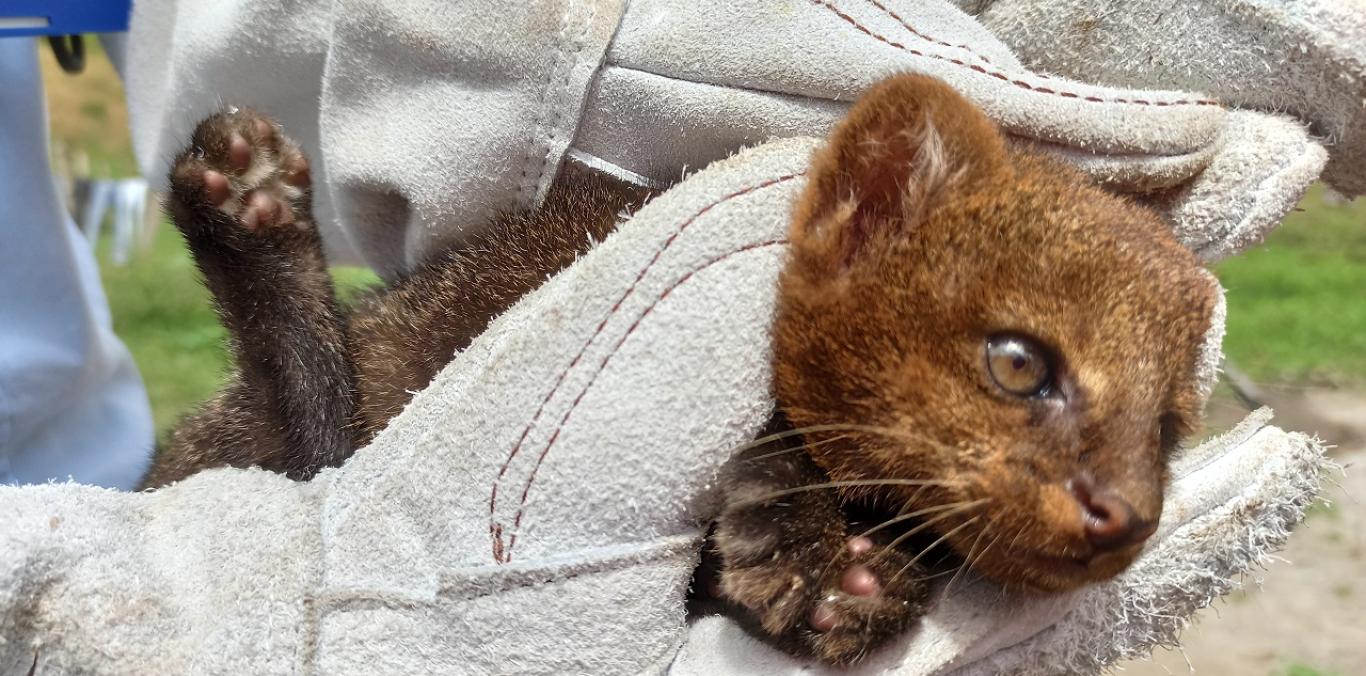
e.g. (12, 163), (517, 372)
(707, 76), (1217, 663)
(143, 75), (1215, 665)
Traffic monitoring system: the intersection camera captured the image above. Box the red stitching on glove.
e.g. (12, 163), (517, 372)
(865, 0), (1014, 70)
(489, 174), (801, 563)
(815, 0), (1218, 108)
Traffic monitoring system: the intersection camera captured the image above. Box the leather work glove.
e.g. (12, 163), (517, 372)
(4, 1), (1345, 673)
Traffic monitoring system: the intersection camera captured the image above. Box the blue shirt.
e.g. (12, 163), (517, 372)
(0, 38), (152, 489)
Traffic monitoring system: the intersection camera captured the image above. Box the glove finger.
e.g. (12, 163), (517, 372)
(581, 0), (1226, 191)
(1140, 111), (1328, 263)
(975, 0), (1366, 197)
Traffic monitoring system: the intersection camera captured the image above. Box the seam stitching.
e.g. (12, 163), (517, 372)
(504, 239), (787, 560)
(487, 173), (801, 563)
(815, 0), (1218, 108)
(518, 1), (577, 208)
(529, 0), (598, 205)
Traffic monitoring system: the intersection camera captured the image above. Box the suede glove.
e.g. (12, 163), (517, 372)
(6, 1), (1337, 673)
(0, 137), (1330, 676)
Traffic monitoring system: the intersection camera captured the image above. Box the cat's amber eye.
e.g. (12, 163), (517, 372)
(985, 334), (1053, 397)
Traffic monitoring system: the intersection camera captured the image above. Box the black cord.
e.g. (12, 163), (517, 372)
(47, 35), (86, 74)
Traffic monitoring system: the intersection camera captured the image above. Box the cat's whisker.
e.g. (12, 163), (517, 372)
(728, 479), (962, 509)
(900, 484), (935, 514)
(942, 530), (1000, 602)
(939, 525), (987, 600)
(866, 501), (987, 569)
(740, 434), (852, 462)
(859, 498), (990, 540)
(808, 499), (986, 584)
(898, 566), (960, 584)
(976, 533), (1003, 572)
(1006, 525), (1030, 555)
(841, 423), (966, 455)
(730, 422), (966, 461)
(888, 516), (982, 588)
(727, 424), (870, 458)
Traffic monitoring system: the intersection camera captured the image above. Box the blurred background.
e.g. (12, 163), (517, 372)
(39, 42), (1365, 676)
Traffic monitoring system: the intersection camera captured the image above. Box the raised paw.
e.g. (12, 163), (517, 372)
(716, 532), (930, 665)
(168, 107), (313, 238)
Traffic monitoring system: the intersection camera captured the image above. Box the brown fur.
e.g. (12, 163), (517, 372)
(346, 161), (648, 441)
(709, 74), (1217, 663)
(144, 113), (354, 486)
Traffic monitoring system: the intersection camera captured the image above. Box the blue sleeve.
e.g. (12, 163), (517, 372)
(0, 38), (153, 489)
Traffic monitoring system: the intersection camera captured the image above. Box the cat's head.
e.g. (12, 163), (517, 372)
(773, 74), (1219, 592)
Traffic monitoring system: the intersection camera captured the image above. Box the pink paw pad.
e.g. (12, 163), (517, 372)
(203, 170), (231, 205)
(283, 156), (310, 188)
(808, 536), (885, 632)
(241, 191), (282, 230)
(809, 603), (839, 632)
(228, 134), (252, 172)
(840, 565), (881, 597)
(178, 109), (312, 234)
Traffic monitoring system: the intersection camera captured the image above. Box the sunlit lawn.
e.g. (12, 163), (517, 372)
(96, 226), (380, 434)
(1214, 185), (1366, 385)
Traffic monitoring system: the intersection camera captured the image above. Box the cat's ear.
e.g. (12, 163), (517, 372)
(790, 74), (1006, 275)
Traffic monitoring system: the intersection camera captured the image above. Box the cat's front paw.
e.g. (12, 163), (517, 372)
(716, 531), (930, 665)
(803, 536), (930, 664)
(168, 107), (313, 240)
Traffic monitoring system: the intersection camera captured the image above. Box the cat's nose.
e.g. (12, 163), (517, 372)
(1067, 476), (1156, 552)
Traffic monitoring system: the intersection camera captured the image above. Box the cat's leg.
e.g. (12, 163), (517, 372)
(345, 167), (651, 442)
(711, 440), (930, 664)
(144, 109), (355, 487)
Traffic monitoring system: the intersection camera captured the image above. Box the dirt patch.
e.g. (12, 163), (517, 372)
(1202, 383), (1366, 451)
(1118, 387), (1366, 675)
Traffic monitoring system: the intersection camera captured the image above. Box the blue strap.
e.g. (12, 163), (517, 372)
(0, 0), (131, 37)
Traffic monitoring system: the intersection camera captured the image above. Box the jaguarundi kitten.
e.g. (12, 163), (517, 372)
(704, 76), (1216, 663)
(144, 76), (1217, 665)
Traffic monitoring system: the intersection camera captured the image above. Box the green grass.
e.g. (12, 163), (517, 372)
(98, 226), (380, 434)
(99, 227), (228, 433)
(1215, 185), (1366, 385)
(1276, 663), (1340, 676)
(40, 39), (141, 178)
(333, 265), (384, 303)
